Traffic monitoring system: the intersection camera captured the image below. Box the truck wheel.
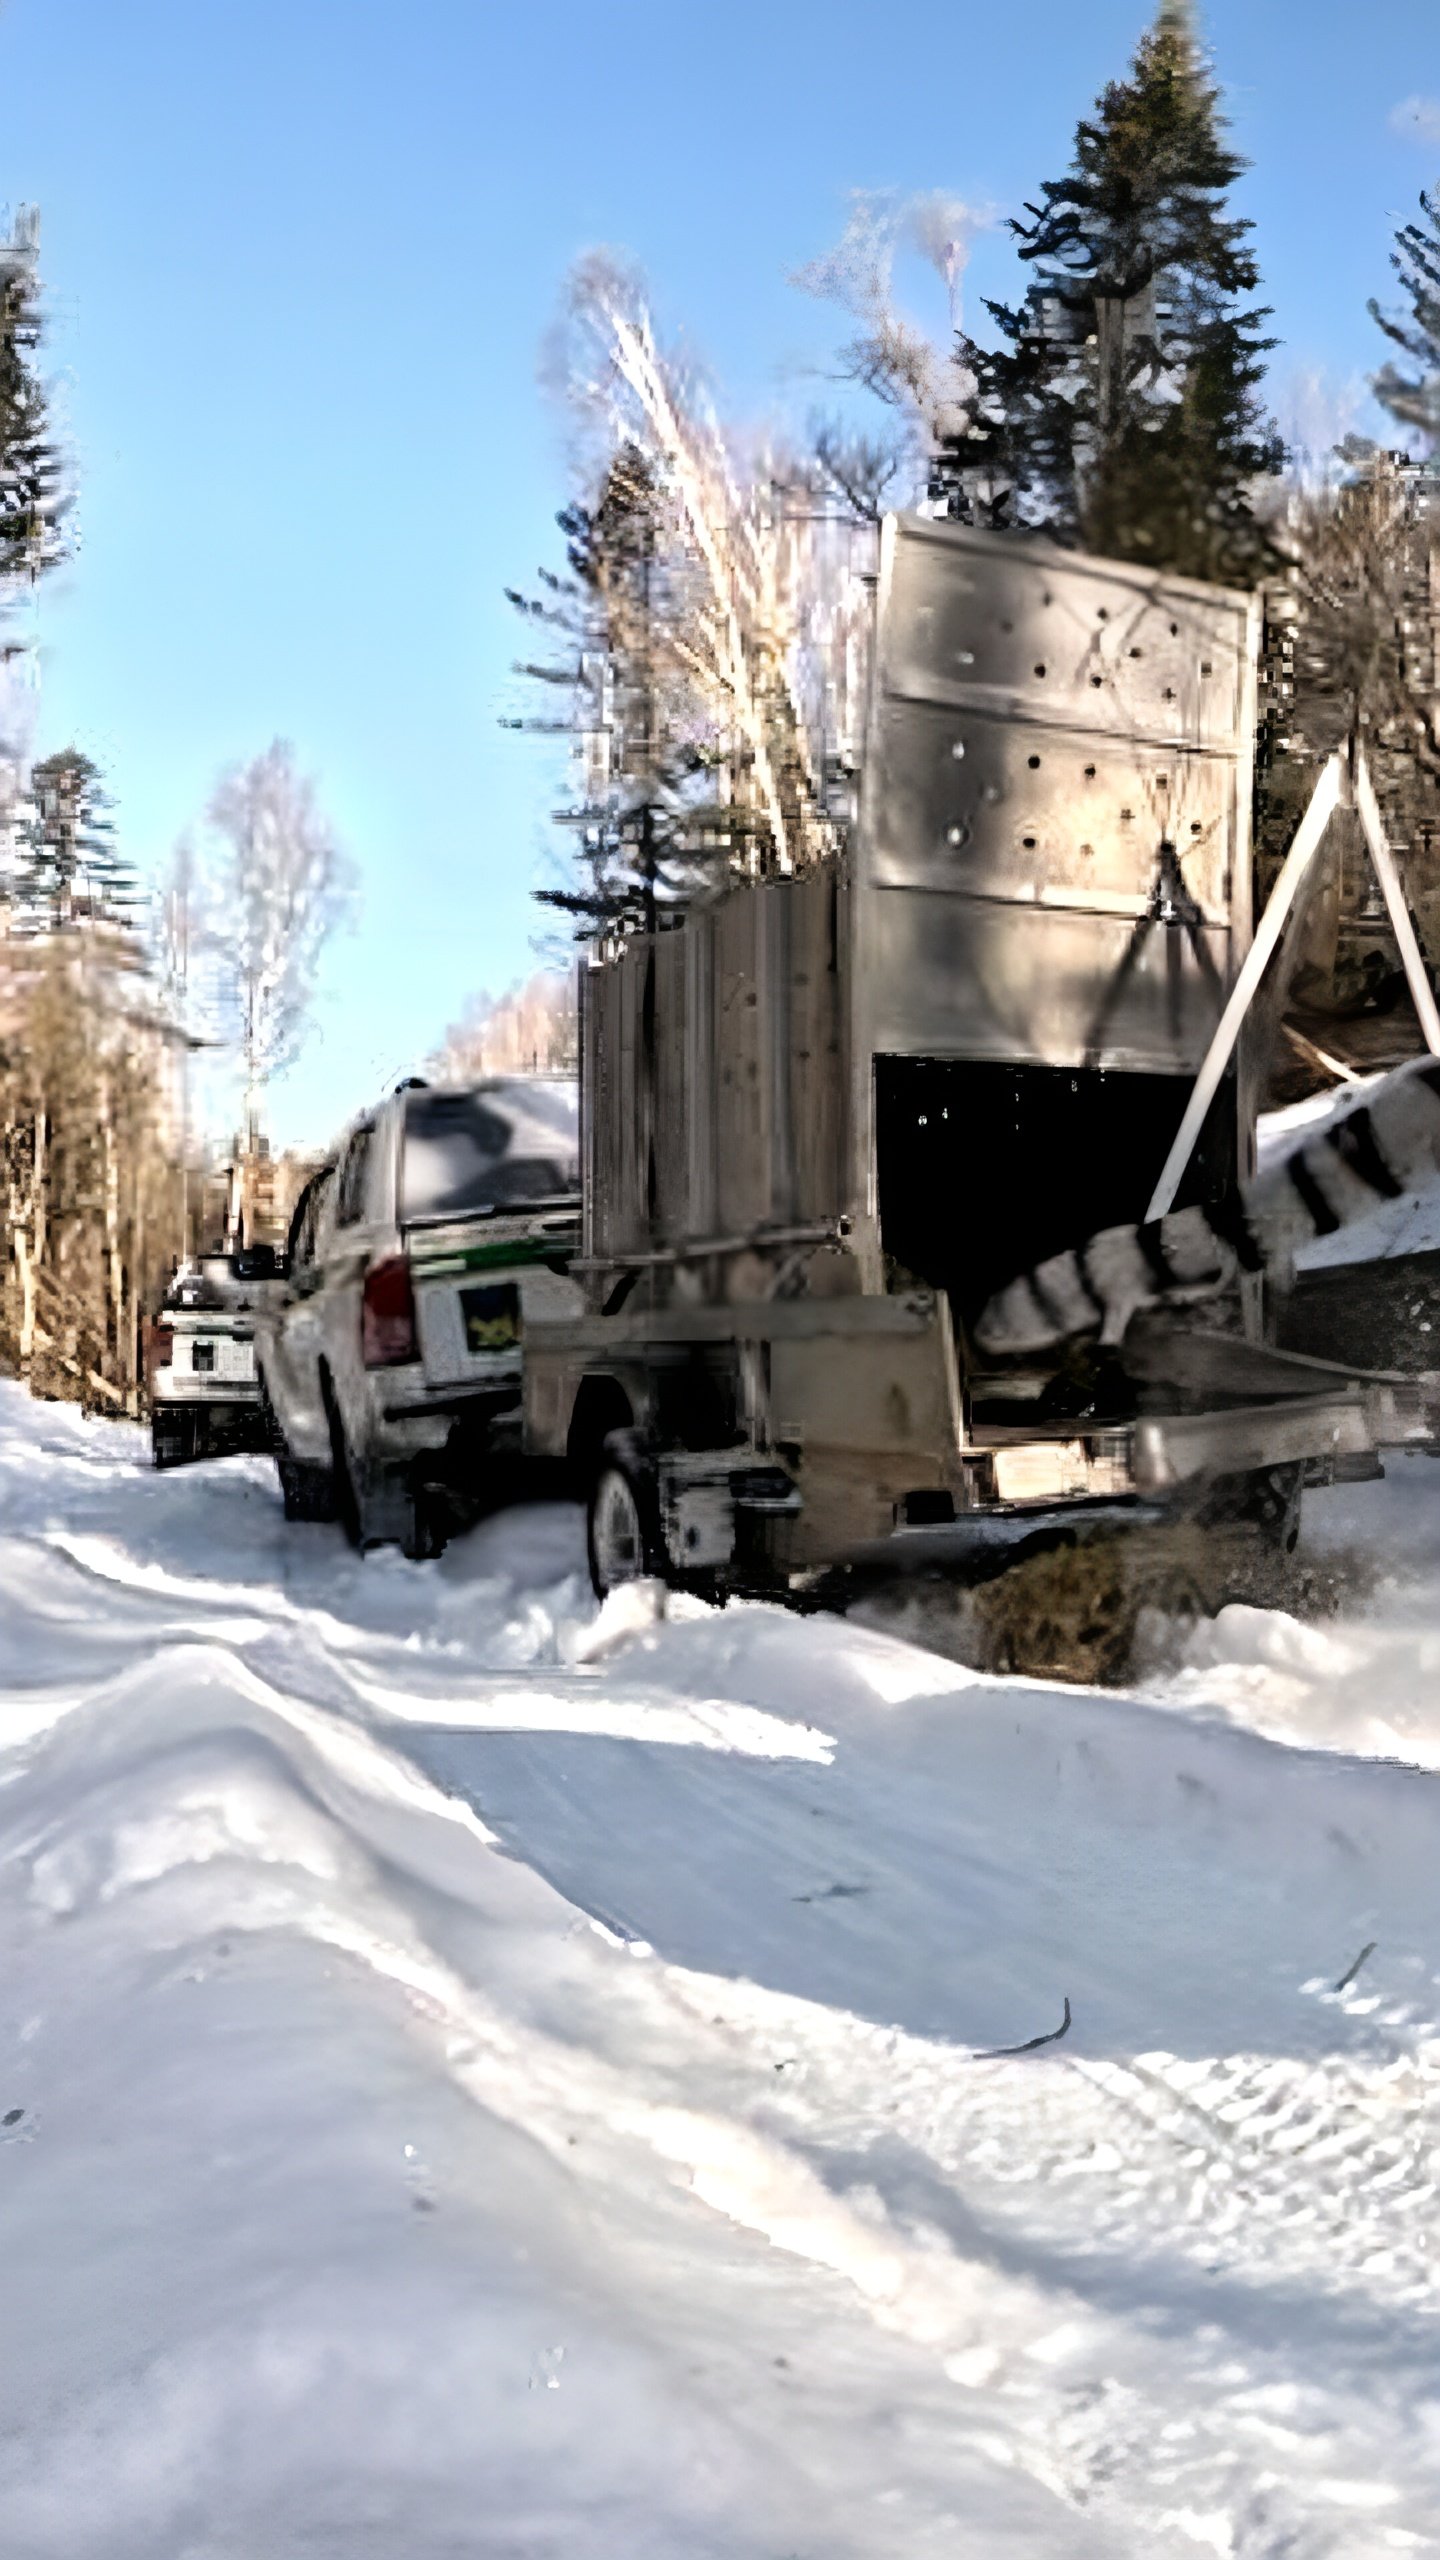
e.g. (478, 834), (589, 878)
(152, 1409), (203, 1469)
(324, 1380), (444, 1560)
(259, 1373), (337, 1523)
(325, 1393), (370, 1550)
(151, 1413), (189, 1470)
(586, 1435), (663, 1599)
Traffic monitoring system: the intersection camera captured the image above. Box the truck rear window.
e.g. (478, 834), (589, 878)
(401, 1081), (580, 1224)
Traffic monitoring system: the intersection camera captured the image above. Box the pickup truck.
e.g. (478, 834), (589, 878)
(254, 1074), (582, 1556)
(148, 1248), (280, 1467)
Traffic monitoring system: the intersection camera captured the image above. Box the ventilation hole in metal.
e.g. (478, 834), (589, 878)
(1022, 834), (1038, 850)
(1027, 754), (1041, 768)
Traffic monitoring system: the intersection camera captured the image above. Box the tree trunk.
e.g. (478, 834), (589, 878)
(99, 1076), (125, 1383)
(17, 1101), (48, 1371)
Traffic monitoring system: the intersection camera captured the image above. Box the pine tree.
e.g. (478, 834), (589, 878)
(509, 444), (733, 936)
(16, 749), (133, 933)
(0, 210), (65, 584)
(1370, 186), (1440, 456)
(934, 0), (1281, 584)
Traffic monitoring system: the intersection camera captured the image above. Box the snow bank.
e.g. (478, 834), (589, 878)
(7, 1380), (1440, 2555)
(0, 1646), (844, 2560)
(1147, 1451), (1440, 1768)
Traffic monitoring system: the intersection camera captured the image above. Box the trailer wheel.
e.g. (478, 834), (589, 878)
(587, 1433), (663, 1599)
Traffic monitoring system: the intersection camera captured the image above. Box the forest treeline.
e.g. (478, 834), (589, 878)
(0, 212), (349, 1409)
(6, 2), (1440, 1408)
(510, 0), (1440, 1036)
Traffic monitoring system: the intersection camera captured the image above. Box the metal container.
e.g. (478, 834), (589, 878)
(582, 514), (1261, 1316)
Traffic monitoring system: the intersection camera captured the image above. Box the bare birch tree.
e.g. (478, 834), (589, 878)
(199, 740), (350, 1133)
(791, 187), (987, 493)
(1, 921), (187, 1407)
(429, 969), (578, 1081)
(512, 258), (884, 933)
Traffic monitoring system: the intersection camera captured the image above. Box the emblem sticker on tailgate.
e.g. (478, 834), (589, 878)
(460, 1280), (521, 1357)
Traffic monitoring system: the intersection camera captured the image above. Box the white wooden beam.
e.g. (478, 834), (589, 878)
(1352, 751), (1440, 1056)
(1145, 750), (1345, 1224)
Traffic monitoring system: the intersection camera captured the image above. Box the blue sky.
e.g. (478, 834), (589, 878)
(0, 0), (1435, 1147)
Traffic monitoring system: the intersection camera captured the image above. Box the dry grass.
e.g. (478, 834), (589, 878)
(854, 1524), (1379, 1688)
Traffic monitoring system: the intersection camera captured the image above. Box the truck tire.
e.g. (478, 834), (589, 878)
(324, 1380), (446, 1561)
(325, 1390), (372, 1550)
(258, 1373), (337, 1524)
(151, 1410), (196, 1470)
(586, 1432), (664, 1599)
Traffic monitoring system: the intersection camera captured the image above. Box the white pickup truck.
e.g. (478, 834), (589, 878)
(254, 1075), (582, 1556)
(148, 1249), (280, 1468)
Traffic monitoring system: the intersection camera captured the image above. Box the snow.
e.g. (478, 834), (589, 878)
(5, 1379), (1440, 2554)
(1259, 1081), (1440, 1268)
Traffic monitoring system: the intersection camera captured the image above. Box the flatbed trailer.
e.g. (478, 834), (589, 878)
(522, 514), (1435, 1631)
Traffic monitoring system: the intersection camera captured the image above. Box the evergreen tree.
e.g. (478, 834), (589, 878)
(508, 445), (733, 936)
(1370, 185), (1440, 456)
(15, 748), (132, 933)
(0, 210), (65, 584)
(934, 0), (1281, 584)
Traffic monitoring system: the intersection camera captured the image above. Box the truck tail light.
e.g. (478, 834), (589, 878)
(361, 1254), (417, 1368)
(149, 1322), (174, 1375)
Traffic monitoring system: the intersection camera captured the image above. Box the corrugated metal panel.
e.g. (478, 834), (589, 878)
(714, 886), (769, 1240)
(582, 517), (1259, 1278)
(581, 867), (846, 1277)
(857, 515), (1259, 1078)
(789, 866), (843, 1225)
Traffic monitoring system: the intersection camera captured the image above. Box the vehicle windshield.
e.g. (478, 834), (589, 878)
(162, 1247), (278, 1311)
(400, 1079), (580, 1224)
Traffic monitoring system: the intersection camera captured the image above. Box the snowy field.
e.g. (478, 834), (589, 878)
(4, 1379), (1440, 2555)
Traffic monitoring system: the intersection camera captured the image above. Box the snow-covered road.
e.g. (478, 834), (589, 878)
(3, 1377), (1440, 2557)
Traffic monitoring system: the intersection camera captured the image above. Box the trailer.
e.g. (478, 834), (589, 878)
(522, 515), (1430, 1657)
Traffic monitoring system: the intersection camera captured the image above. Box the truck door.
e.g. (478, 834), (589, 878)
(267, 1166), (336, 1461)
